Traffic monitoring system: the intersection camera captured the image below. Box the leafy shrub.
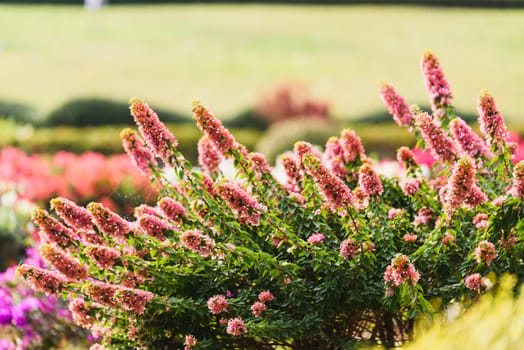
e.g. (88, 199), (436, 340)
(0, 100), (40, 125)
(18, 52), (524, 349)
(45, 98), (190, 127)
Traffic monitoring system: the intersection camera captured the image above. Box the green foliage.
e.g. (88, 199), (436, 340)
(45, 98), (190, 127)
(0, 99), (40, 125)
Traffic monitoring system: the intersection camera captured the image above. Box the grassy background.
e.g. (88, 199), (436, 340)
(0, 4), (523, 122)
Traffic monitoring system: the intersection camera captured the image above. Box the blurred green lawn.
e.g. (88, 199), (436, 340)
(0, 4), (523, 122)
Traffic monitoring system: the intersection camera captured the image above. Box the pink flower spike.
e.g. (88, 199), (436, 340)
(340, 129), (366, 163)
(50, 197), (93, 230)
(32, 209), (79, 250)
(478, 91), (509, 148)
(207, 295), (228, 315)
(414, 111), (458, 163)
(120, 128), (158, 179)
(324, 137), (347, 178)
(387, 208), (402, 219)
(442, 232), (455, 245)
(198, 135), (222, 175)
(397, 147), (418, 170)
(114, 286), (154, 314)
(302, 154), (353, 211)
(40, 244), (87, 281)
(193, 102), (239, 155)
(510, 161), (524, 198)
(87, 202), (131, 240)
(137, 213), (176, 241)
(358, 164), (383, 196)
(450, 117), (490, 158)
(216, 181), (264, 226)
(130, 99), (178, 167)
(69, 298), (96, 328)
(85, 244), (121, 269)
(180, 230), (216, 257)
(17, 264), (68, 296)
(226, 317), (248, 336)
(379, 83), (413, 126)
(421, 51), (453, 111)
(158, 197), (188, 222)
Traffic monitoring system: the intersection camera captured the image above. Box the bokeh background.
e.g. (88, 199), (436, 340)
(1, 1), (524, 349)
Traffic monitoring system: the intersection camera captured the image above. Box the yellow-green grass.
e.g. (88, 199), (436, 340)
(1, 4), (523, 122)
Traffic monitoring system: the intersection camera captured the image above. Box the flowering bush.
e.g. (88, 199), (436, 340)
(18, 52), (524, 349)
(0, 186), (89, 350)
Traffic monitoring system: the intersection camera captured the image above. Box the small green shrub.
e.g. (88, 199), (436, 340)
(45, 97), (190, 127)
(0, 99), (40, 125)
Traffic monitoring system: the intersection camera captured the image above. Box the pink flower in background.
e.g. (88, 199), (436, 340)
(251, 301), (266, 317)
(442, 232), (455, 245)
(421, 51), (453, 111)
(465, 273), (484, 291)
(379, 83), (413, 126)
(384, 254), (420, 287)
(403, 234), (417, 243)
(387, 208), (403, 219)
(258, 290), (274, 303)
(226, 317), (247, 336)
(308, 233), (325, 245)
(414, 207), (433, 226)
(474, 240), (497, 266)
(472, 213), (489, 229)
(184, 334), (197, 350)
(339, 239), (358, 260)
